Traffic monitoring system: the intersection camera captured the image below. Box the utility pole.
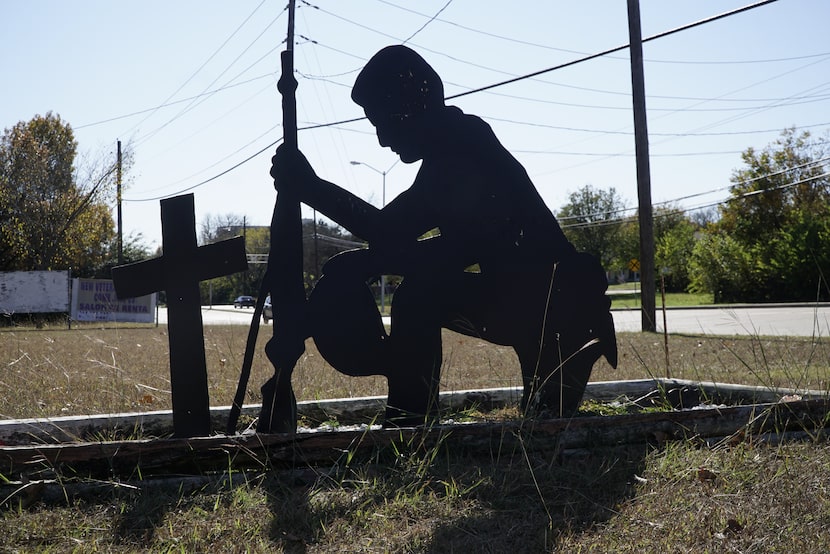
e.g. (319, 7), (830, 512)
(117, 140), (123, 265)
(627, 0), (656, 332)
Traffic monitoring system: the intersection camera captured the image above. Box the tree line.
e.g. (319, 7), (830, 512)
(559, 128), (830, 303)
(0, 113), (151, 276)
(0, 113), (362, 306)
(196, 214), (362, 305)
(2, 114), (827, 306)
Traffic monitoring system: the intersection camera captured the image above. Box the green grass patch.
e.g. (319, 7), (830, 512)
(610, 290), (714, 309)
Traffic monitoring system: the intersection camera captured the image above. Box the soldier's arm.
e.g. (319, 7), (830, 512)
(271, 146), (382, 240)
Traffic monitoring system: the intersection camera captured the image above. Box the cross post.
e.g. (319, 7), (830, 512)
(112, 193), (248, 437)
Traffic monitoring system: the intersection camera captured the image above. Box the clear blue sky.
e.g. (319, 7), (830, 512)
(2, 0), (828, 250)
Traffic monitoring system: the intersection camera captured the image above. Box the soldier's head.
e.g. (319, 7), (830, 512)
(352, 46), (445, 162)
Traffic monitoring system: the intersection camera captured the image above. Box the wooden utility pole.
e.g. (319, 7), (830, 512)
(627, 0), (656, 332)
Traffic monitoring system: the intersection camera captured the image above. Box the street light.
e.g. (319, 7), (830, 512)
(349, 159), (399, 209)
(350, 159), (400, 315)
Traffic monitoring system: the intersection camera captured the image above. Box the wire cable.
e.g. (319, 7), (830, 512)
(560, 171), (830, 230)
(120, 0), (269, 139)
(480, 115), (830, 138)
(401, 0), (453, 44)
(127, 0), (782, 201)
(378, 0), (822, 67)
(75, 73), (276, 130)
(124, 137), (284, 202)
(557, 155), (830, 223)
(448, 0), (780, 102)
(133, 11), (287, 147)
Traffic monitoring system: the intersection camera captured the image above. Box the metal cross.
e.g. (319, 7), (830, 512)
(112, 193), (248, 437)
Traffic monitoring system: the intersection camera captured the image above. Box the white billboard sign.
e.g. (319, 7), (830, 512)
(71, 279), (156, 323)
(0, 271), (70, 313)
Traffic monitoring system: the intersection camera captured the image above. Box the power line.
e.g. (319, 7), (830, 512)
(124, 137), (284, 203)
(123, 117), (368, 202)
(476, 86), (830, 112)
(128, 0), (782, 201)
(481, 115), (830, 138)
(375, 0), (585, 58)
(516, 148), (744, 158)
(401, 0), (453, 44)
(672, 71), (830, 136)
(289, 36), (830, 137)
(289, 26), (829, 141)
(447, 0), (780, 102)
(300, 0), (554, 83)
(120, 0), (269, 139)
(534, 70), (829, 179)
(296, 1), (788, 124)
(133, 10), (287, 148)
(378, 0), (824, 67)
(557, 156), (830, 224)
(74, 73), (277, 130)
(659, 154), (830, 203)
(560, 170), (830, 230)
(136, 120), (281, 195)
(300, 7), (828, 108)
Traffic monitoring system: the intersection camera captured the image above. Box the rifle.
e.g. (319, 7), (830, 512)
(228, 1), (303, 435)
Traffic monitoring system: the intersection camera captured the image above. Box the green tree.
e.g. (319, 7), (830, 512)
(0, 113), (125, 275)
(94, 231), (153, 279)
(199, 213), (264, 304)
(688, 229), (759, 302)
(197, 214), (362, 304)
(689, 128), (830, 302)
(557, 185), (626, 270)
(303, 218), (364, 291)
(612, 204), (699, 290)
(655, 216), (697, 292)
(613, 217), (639, 276)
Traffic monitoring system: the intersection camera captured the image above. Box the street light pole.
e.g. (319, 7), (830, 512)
(350, 159), (399, 315)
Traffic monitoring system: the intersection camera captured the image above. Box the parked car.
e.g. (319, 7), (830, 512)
(262, 295), (273, 323)
(233, 295), (256, 309)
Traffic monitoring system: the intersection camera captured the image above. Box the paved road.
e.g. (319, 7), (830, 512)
(611, 304), (830, 337)
(157, 305), (260, 326)
(161, 303), (830, 338)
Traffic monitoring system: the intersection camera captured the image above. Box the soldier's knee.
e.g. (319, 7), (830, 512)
(307, 275), (388, 377)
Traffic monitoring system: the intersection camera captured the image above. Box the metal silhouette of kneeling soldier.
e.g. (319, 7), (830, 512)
(266, 45), (617, 427)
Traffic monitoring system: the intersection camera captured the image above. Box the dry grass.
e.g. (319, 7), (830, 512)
(2, 322), (830, 552)
(556, 441), (830, 553)
(2, 439), (829, 552)
(2, 323), (829, 420)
